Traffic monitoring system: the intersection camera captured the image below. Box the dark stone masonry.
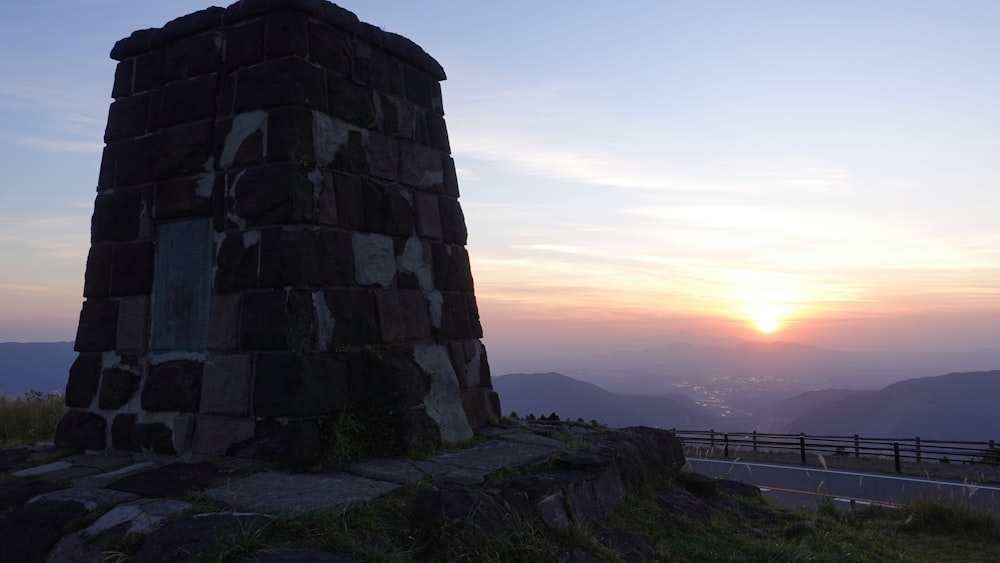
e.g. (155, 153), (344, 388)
(57, 0), (500, 462)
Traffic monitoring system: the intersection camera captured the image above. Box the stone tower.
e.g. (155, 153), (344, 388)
(56, 0), (500, 463)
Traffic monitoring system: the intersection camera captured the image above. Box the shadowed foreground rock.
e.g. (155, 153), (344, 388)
(0, 424), (713, 562)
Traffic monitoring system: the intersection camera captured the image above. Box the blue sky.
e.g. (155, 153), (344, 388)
(1, 1), (999, 356)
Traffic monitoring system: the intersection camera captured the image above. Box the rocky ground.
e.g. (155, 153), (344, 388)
(0, 421), (758, 562)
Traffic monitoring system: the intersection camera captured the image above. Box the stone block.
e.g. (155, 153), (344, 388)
(193, 416), (256, 455)
(442, 155), (459, 198)
(217, 111), (268, 169)
(235, 57), (326, 112)
(432, 244), (473, 292)
(358, 346), (428, 407)
(98, 368), (140, 410)
(131, 423), (176, 454)
(439, 196), (468, 245)
(252, 352), (347, 418)
(82, 244), (113, 298)
(308, 20), (352, 76)
(317, 170), (337, 225)
(263, 10), (309, 59)
(414, 192), (442, 240)
(223, 19), (264, 71)
(332, 172), (364, 230)
(97, 145), (116, 191)
(208, 293), (241, 350)
(116, 295), (149, 352)
(91, 188), (143, 243)
(151, 121), (214, 181)
(200, 353), (251, 415)
(172, 414), (196, 453)
(353, 233), (395, 287)
(369, 48), (405, 97)
(384, 188), (415, 237)
(461, 388), (495, 430)
(214, 230), (260, 292)
(425, 111), (450, 153)
(447, 341), (470, 388)
(258, 228), (354, 288)
(327, 72), (376, 128)
(113, 135), (153, 187)
(239, 289), (315, 351)
(399, 141), (444, 191)
(333, 173), (384, 234)
(467, 295), (484, 339)
(55, 410), (107, 450)
(110, 241), (155, 297)
(162, 31), (222, 82)
(142, 360), (203, 412)
(332, 129), (369, 174)
(365, 130), (397, 181)
(404, 65), (434, 109)
(322, 288), (379, 346)
(227, 162), (317, 227)
(111, 59), (134, 98)
(75, 299), (119, 352)
(154, 177), (213, 219)
(157, 74), (219, 128)
(133, 50), (163, 93)
(439, 292), (472, 341)
(104, 94), (149, 143)
(65, 353), (102, 408)
(111, 413), (137, 450)
(265, 105), (313, 163)
(375, 290), (431, 343)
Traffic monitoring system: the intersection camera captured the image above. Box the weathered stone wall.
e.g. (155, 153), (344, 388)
(57, 0), (499, 462)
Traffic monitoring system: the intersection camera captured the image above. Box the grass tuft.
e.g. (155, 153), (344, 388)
(0, 392), (65, 448)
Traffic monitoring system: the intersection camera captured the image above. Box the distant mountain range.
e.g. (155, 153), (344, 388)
(0, 342), (75, 396)
(786, 371), (1000, 441)
(493, 372), (733, 431)
(493, 340), (1000, 394)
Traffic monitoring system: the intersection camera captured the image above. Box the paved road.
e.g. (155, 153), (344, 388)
(688, 458), (1000, 510)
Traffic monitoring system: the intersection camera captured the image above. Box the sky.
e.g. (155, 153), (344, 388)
(1, 1), (999, 360)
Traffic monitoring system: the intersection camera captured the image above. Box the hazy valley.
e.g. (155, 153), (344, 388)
(3, 339), (1000, 440)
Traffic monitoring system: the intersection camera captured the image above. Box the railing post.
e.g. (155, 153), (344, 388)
(893, 441), (901, 473)
(724, 433), (730, 459)
(915, 436), (921, 463)
(799, 433), (807, 465)
(990, 439), (995, 450)
(854, 434), (860, 458)
(710, 429), (716, 449)
(752, 430), (758, 453)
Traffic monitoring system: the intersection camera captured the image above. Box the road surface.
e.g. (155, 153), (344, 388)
(688, 458), (1000, 510)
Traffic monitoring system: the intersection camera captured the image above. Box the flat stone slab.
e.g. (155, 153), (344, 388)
(497, 432), (568, 449)
(0, 479), (67, 511)
(12, 460), (75, 477)
(106, 461), (229, 497)
(29, 487), (138, 512)
(345, 458), (426, 485)
(84, 498), (197, 537)
(424, 439), (557, 473)
(204, 471), (400, 516)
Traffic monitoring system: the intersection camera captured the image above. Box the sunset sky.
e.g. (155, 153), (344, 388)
(1, 1), (999, 359)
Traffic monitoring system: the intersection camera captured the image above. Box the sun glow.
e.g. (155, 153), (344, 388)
(746, 301), (787, 334)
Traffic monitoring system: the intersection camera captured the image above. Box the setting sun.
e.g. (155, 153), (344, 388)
(746, 302), (786, 335)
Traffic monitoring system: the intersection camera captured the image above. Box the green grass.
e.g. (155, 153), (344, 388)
(0, 392), (65, 448)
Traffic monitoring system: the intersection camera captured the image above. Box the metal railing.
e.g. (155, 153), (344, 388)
(673, 429), (1000, 473)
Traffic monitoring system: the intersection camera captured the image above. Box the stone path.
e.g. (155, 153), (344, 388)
(0, 426), (569, 562)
